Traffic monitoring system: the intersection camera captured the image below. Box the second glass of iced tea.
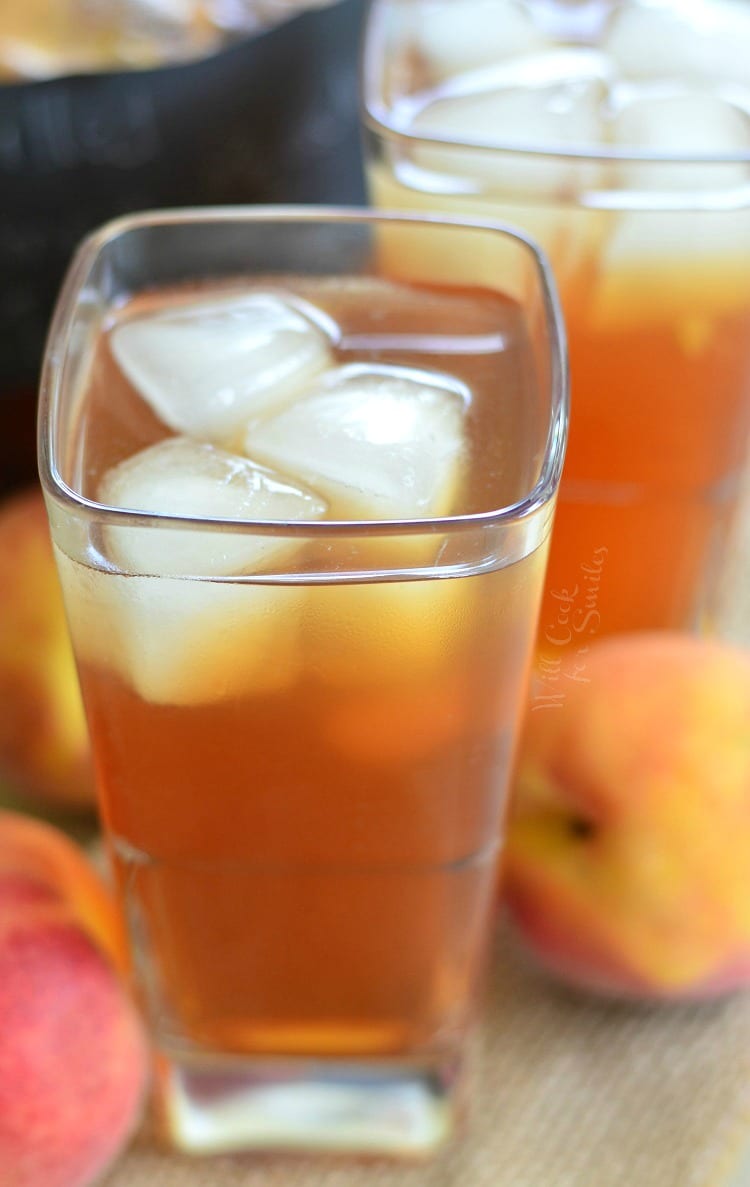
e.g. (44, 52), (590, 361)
(364, 0), (750, 668)
(39, 208), (566, 1157)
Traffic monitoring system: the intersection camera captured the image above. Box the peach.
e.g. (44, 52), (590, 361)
(0, 487), (93, 808)
(0, 811), (125, 969)
(0, 813), (148, 1187)
(504, 633), (750, 999)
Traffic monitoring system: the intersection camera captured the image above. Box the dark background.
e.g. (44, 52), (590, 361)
(0, 0), (367, 495)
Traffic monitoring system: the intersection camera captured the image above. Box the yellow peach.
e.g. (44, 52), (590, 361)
(0, 813), (148, 1186)
(504, 633), (750, 998)
(0, 487), (93, 808)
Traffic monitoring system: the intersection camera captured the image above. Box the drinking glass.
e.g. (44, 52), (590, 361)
(363, 0), (750, 668)
(38, 207), (567, 1156)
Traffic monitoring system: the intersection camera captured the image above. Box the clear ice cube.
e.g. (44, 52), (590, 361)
(605, 0), (750, 86)
(613, 93), (750, 191)
(98, 436), (327, 577)
(400, 73), (608, 284)
(403, 0), (544, 81)
(410, 72), (607, 195)
(57, 550), (305, 707)
(591, 93), (750, 329)
(244, 363), (468, 520)
(85, 437), (326, 705)
(591, 206), (750, 332)
(110, 291), (335, 447)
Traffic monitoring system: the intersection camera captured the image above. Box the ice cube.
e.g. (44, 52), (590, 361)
(408, 71), (608, 214)
(590, 94), (750, 331)
(69, 443), (325, 707)
(605, 0), (750, 86)
(110, 291), (335, 447)
(590, 205), (750, 333)
(56, 549), (305, 706)
(613, 93), (750, 191)
(83, 437), (326, 705)
(400, 76), (608, 288)
(402, 0), (545, 81)
(98, 436), (327, 577)
(244, 363), (468, 520)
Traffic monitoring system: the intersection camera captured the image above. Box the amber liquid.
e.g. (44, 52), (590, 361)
(370, 168), (750, 665)
(536, 273), (750, 663)
(64, 277), (548, 1059)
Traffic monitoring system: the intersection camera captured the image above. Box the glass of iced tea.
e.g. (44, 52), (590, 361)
(363, 0), (750, 668)
(38, 207), (566, 1157)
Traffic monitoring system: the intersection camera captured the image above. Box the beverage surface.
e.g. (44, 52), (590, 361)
(70, 275), (543, 526)
(57, 275), (548, 1060)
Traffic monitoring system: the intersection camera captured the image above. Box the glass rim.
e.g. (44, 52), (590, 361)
(38, 204), (568, 539)
(363, 102), (750, 169)
(361, 0), (750, 169)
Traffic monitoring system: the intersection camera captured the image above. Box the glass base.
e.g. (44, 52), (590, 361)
(154, 1046), (458, 1157)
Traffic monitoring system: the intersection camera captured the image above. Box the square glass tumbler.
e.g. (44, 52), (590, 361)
(38, 207), (567, 1157)
(363, 0), (750, 663)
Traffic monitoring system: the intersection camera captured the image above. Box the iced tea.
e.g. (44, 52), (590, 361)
(364, 0), (750, 663)
(40, 211), (566, 1156)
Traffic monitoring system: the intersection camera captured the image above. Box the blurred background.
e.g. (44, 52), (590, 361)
(0, 0), (367, 496)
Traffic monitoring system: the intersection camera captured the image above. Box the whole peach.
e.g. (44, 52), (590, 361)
(0, 811), (125, 968)
(0, 813), (148, 1187)
(0, 487), (93, 808)
(504, 633), (750, 999)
